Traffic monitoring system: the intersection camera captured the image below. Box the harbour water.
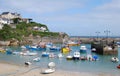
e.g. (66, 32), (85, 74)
(0, 44), (120, 75)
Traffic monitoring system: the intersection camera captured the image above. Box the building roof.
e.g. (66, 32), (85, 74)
(2, 12), (10, 15)
(1, 12), (20, 16)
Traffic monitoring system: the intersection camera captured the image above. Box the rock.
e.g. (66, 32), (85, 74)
(0, 41), (10, 46)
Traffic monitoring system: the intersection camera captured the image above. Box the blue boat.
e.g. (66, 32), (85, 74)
(80, 46), (87, 53)
(41, 52), (49, 57)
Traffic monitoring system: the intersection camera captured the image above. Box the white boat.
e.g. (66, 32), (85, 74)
(67, 41), (80, 46)
(91, 48), (96, 52)
(66, 55), (73, 60)
(41, 68), (55, 74)
(87, 54), (93, 61)
(58, 53), (63, 58)
(21, 51), (37, 56)
(41, 62), (56, 74)
(49, 53), (56, 58)
(25, 61), (32, 65)
(73, 51), (80, 60)
(48, 62), (56, 69)
(111, 57), (119, 62)
(21, 45), (26, 49)
(33, 57), (40, 62)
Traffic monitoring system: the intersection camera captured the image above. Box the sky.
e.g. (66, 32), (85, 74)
(0, 0), (120, 36)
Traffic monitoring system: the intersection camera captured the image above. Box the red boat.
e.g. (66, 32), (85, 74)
(117, 65), (120, 69)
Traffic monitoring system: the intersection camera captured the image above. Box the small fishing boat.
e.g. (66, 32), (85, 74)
(58, 53), (63, 58)
(67, 41), (80, 46)
(49, 53), (56, 58)
(87, 54), (93, 61)
(66, 55), (73, 60)
(93, 55), (99, 61)
(21, 51), (37, 56)
(0, 48), (6, 53)
(12, 51), (20, 55)
(49, 46), (61, 52)
(111, 57), (119, 62)
(91, 48), (96, 52)
(117, 64), (120, 69)
(6, 50), (12, 54)
(61, 47), (71, 54)
(72, 51), (80, 60)
(42, 52), (49, 57)
(80, 46), (87, 53)
(80, 56), (87, 60)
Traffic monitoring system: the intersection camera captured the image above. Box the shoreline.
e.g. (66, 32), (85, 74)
(0, 62), (119, 76)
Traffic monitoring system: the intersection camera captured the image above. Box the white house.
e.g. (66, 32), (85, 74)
(33, 26), (47, 32)
(1, 12), (21, 19)
(0, 18), (11, 24)
(0, 23), (3, 29)
(39, 27), (47, 32)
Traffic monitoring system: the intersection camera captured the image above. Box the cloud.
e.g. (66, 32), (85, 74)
(0, 0), (84, 14)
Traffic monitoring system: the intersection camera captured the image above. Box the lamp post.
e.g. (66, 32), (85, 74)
(95, 31), (100, 41)
(104, 30), (110, 44)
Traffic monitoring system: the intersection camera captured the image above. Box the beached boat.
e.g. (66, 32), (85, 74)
(25, 61), (32, 65)
(41, 62), (56, 74)
(72, 51), (80, 60)
(41, 68), (55, 74)
(111, 57), (119, 62)
(33, 57), (40, 62)
(80, 45), (87, 53)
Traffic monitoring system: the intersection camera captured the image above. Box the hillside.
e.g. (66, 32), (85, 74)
(0, 22), (67, 41)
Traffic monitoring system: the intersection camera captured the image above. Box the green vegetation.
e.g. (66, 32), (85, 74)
(0, 22), (61, 41)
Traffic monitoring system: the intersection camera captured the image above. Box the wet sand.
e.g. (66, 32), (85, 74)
(0, 62), (118, 76)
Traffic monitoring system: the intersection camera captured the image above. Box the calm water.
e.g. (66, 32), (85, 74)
(0, 44), (120, 75)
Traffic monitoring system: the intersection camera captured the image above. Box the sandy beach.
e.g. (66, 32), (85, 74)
(0, 62), (119, 76)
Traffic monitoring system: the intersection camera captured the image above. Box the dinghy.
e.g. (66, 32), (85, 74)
(111, 57), (119, 62)
(41, 62), (56, 74)
(33, 57), (40, 62)
(41, 68), (55, 74)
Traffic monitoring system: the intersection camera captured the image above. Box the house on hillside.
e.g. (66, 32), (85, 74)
(1, 12), (21, 19)
(0, 17), (13, 29)
(20, 18), (33, 23)
(33, 26), (47, 32)
(0, 12), (32, 24)
(0, 17), (12, 24)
